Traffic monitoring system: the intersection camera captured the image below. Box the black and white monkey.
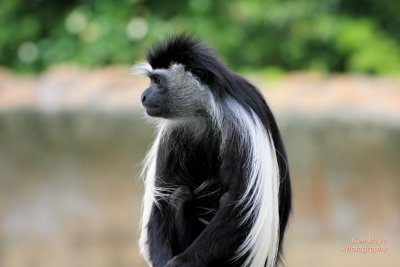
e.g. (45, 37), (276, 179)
(134, 35), (291, 267)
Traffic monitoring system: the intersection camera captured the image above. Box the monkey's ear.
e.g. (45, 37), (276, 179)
(190, 67), (214, 85)
(194, 68), (209, 83)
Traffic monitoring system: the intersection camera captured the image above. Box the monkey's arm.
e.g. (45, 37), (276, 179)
(164, 191), (247, 267)
(147, 186), (201, 267)
(146, 200), (175, 267)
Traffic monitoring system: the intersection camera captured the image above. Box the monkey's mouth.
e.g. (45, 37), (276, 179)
(144, 105), (162, 116)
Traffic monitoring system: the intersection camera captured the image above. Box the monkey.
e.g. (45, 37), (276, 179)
(134, 34), (291, 267)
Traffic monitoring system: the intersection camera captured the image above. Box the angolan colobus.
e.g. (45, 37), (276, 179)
(134, 35), (291, 267)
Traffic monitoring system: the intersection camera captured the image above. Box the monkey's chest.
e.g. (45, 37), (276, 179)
(156, 134), (224, 222)
(159, 138), (221, 184)
(178, 152), (224, 223)
(161, 146), (223, 220)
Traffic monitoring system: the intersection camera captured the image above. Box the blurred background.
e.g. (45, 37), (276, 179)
(0, 0), (399, 267)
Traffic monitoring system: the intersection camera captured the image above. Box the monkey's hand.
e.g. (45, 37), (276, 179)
(164, 254), (200, 267)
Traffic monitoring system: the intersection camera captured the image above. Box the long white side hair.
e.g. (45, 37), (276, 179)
(209, 95), (280, 267)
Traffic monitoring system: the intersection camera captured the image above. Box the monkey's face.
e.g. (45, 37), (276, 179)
(140, 72), (168, 117)
(140, 64), (208, 119)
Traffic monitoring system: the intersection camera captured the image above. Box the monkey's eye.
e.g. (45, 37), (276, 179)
(151, 74), (162, 85)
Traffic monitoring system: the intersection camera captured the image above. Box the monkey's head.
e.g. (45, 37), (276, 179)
(139, 63), (209, 119)
(135, 34), (234, 120)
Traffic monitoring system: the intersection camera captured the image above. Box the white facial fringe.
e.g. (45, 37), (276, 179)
(210, 96), (280, 267)
(131, 61), (153, 76)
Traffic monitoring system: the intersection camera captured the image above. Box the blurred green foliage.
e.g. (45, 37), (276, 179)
(1, 0), (400, 74)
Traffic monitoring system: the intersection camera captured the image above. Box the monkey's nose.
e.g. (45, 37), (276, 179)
(141, 90), (148, 105)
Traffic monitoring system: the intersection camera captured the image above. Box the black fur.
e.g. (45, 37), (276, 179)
(143, 34), (292, 267)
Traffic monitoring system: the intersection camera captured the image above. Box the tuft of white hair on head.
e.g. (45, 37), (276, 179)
(131, 61), (153, 76)
(208, 96), (280, 267)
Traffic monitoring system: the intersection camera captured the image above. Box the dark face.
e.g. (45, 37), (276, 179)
(141, 73), (168, 117)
